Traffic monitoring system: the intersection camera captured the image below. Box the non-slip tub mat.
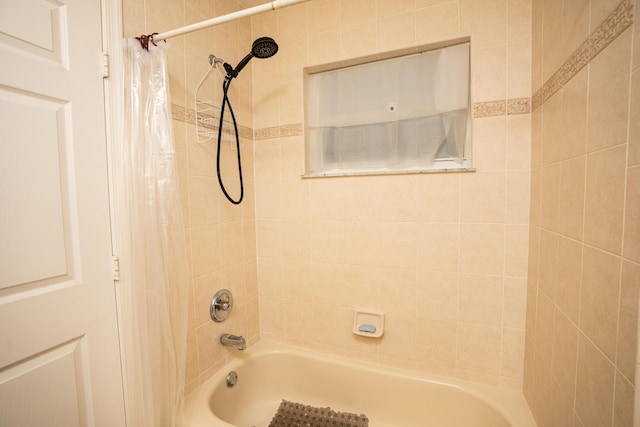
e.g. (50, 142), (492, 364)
(267, 399), (369, 427)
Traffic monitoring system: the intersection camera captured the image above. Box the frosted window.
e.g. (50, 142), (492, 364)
(306, 42), (471, 176)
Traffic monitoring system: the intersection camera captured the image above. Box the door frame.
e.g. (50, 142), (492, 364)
(100, 0), (133, 422)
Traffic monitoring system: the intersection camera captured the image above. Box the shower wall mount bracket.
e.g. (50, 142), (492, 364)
(210, 289), (233, 322)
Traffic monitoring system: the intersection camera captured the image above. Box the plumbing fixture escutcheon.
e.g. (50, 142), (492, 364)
(210, 289), (233, 322)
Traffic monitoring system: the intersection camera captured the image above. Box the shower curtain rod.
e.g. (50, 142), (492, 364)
(137, 0), (310, 50)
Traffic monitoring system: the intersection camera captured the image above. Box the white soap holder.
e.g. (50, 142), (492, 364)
(353, 310), (384, 338)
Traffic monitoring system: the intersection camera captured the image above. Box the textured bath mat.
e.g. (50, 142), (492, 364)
(266, 399), (369, 427)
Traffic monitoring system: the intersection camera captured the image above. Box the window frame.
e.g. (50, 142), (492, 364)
(303, 37), (474, 178)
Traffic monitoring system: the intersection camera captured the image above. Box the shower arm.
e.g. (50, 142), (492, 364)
(138, 0), (310, 49)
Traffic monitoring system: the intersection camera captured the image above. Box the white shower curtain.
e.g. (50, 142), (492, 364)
(117, 38), (189, 427)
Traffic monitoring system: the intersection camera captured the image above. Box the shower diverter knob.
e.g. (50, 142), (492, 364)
(211, 289), (233, 322)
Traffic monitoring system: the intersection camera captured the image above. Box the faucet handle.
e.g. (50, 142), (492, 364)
(211, 289), (233, 322)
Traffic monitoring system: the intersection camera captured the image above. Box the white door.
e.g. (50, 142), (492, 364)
(0, 1), (126, 426)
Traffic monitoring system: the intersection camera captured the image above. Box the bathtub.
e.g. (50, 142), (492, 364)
(184, 340), (537, 427)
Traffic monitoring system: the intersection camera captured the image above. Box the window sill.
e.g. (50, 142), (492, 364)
(302, 167), (476, 179)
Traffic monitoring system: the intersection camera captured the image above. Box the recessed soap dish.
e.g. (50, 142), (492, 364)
(353, 310), (384, 338)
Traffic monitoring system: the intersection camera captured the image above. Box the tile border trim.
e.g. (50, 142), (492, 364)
(531, 0), (634, 111)
(173, 99), (531, 141)
(472, 97), (532, 118)
(250, 98), (531, 140)
(254, 123), (303, 140)
(171, 104), (253, 140)
(252, 98), (531, 140)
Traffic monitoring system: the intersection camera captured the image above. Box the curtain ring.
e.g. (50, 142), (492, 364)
(135, 33), (160, 51)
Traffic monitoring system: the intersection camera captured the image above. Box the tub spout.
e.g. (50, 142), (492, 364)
(220, 334), (246, 350)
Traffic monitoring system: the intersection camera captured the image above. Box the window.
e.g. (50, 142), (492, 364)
(305, 40), (472, 177)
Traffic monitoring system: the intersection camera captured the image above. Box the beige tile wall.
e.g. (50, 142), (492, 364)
(525, 0), (639, 426)
(119, 0), (640, 419)
(252, 0), (532, 390)
(122, 0), (260, 394)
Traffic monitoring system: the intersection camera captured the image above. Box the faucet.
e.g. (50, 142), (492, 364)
(220, 333), (246, 350)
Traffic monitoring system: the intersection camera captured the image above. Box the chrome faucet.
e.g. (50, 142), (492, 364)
(220, 334), (246, 350)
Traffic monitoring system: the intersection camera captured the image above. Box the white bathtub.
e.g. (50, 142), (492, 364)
(184, 341), (537, 427)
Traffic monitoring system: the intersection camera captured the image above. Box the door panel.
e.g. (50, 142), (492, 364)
(0, 0), (67, 65)
(0, 0), (126, 425)
(0, 88), (70, 289)
(0, 338), (89, 427)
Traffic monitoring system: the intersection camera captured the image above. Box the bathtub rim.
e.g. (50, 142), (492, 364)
(184, 340), (537, 427)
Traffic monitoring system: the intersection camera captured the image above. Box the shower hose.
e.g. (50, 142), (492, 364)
(216, 77), (244, 205)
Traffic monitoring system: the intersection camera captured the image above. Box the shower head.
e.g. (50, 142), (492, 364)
(251, 37), (279, 59)
(226, 37), (279, 80)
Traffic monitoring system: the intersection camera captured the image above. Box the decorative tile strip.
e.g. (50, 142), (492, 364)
(255, 126), (281, 140)
(238, 125), (253, 139)
(507, 97), (531, 115)
(472, 98), (531, 118)
(531, 91), (543, 112)
(194, 110), (217, 131)
(279, 123), (303, 137)
(473, 100), (506, 118)
(254, 102), (532, 137)
(187, 108), (205, 129)
(532, 0), (634, 111)
(171, 104), (252, 139)
(537, 38), (592, 109)
(172, 104), (187, 122)
(254, 124), (304, 140)
(590, 0), (634, 56)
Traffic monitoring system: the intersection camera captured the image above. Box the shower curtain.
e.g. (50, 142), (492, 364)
(118, 38), (189, 427)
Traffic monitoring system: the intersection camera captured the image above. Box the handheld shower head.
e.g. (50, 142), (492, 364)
(251, 37), (279, 59)
(226, 37), (279, 80)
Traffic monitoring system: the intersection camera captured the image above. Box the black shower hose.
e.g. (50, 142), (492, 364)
(216, 77), (244, 204)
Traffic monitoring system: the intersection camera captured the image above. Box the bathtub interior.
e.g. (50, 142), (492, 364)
(203, 346), (528, 427)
